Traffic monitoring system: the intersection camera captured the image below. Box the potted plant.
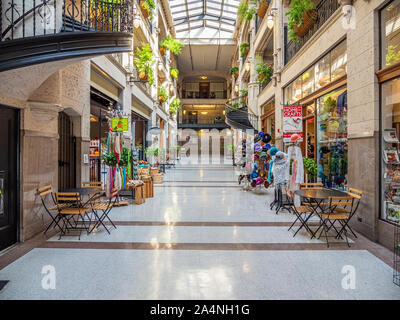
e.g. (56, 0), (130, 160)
(238, 0), (257, 23)
(134, 43), (155, 85)
(230, 66), (239, 79)
(240, 88), (248, 104)
(286, 0), (317, 42)
(160, 35), (184, 55)
(303, 157), (317, 182)
(170, 67), (179, 79)
(257, 0), (269, 19)
(158, 85), (169, 103)
(386, 44), (400, 66)
(240, 43), (250, 58)
(140, 0), (155, 20)
(256, 63), (273, 84)
(169, 97), (181, 115)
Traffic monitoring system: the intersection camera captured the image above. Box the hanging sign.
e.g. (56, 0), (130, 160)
(282, 105), (303, 142)
(111, 118), (129, 132)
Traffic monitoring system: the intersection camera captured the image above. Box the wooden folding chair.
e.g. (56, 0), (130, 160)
(286, 189), (314, 237)
(82, 181), (103, 190)
(318, 196), (355, 247)
(88, 189), (119, 234)
(54, 192), (90, 240)
(37, 185), (66, 234)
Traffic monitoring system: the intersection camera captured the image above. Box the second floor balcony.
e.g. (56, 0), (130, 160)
(0, 0), (134, 72)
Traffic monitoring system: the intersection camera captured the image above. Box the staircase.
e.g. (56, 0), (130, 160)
(225, 102), (258, 133)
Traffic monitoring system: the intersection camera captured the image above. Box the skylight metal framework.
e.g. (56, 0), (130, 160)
(170, 0), (240, 36)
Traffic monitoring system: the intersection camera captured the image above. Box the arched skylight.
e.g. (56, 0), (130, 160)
(170, 0), (240, 38)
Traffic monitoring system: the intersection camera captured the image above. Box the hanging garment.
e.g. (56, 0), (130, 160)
(272, 153), (289, 186)
(105, 167), (111, 198)
(114, 132), (121, 163)
(288, 145), (304, 185)
(114, 166), (122, 191)
(268, 158), (274, 183)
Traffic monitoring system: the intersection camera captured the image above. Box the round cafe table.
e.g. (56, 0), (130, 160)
(293, 188), (348, 238)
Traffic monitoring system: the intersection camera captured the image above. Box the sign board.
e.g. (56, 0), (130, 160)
(111, 118), (129, 132)
(83, 154), (89, 164)
(282, 105), (303, 143)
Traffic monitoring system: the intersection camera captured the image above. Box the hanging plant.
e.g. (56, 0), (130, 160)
(169, 97), (181, 115)
(240, 42), (250, 58)
(303, 157), (317, 180)
(118, 147), (130, 167)
(286, 0), (317, 42)
(145, 146), (164, 157)
(237, 0), (257, 23)
(140, 0), (155, 21)
(102, 152), (117, 167)
(170, 67), (179, 79)
(160, 35), (184, 55)
(256, 63), (273, 84)
(386, 44), (400, 66)
(134, 43), (155, 85)
(257, 0), (269, 19)
(158, 85), (169, 103)
(230, 66), (239, 79)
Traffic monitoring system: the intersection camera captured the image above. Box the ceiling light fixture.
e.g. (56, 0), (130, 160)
(201, 76), (207, 79)
(267, 8), (278, 30)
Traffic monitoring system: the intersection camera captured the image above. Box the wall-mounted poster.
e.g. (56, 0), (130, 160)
(111, 118), (129, 132)
(283, 105), (303, 142)
(386, 202), (400, 223)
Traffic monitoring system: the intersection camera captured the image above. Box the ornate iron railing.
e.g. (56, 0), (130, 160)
(225, 99), (258, 132)
(284, 0), (340, 65)
(1, 0), (134, 41)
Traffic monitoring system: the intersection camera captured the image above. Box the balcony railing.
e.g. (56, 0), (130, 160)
(284, 0), (340, 65)
(0, 0), (134, 71)
(182, 91), (227, 99)
(179, 116), (226, 125)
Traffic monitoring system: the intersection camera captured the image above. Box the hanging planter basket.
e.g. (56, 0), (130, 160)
(294, 9), (317, 38)
(160, 46), (166, 56)
(242, 46), (249, 58)
(257, 1), (269, 19)
(158, 96), (166, 103)
(140, 0), (150, 19)
(235, 70), (239, 78)
(138, 71), (148, 81)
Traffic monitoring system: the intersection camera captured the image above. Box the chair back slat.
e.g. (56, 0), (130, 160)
(39, 189), (53, 197)
(82, 181), (103, 190)
(347, 192), (361, 199)
(349, 188), (363, 196)
(38, 185), (52, 193)
(300, 182), (323, 189)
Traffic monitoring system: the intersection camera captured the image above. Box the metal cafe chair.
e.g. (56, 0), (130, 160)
(286, 189), (314, 237)
(88, 188), (119, 234)
(54, 192), (91, 240)
(317, 196), (355, 247)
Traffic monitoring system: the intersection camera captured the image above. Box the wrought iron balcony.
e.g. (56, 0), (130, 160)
(0, 0), (134, 72)
(284, 0), (340, 65)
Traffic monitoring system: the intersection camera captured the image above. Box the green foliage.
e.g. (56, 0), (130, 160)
(303, 157), (317, 179)
(169, 97), (181, 115)
(240, 42), (250, 57)
(134, 43), (155, 85)
(256, 63), (273, 84)
(102, 153), (117, 167)
(145, 146), (164, 157)
(160, 35), (184, 55)
(230, 66), (239, 77)
(240, 88), (248, 96)
(118, 147), (130, 167)
(141, 0), (156, 20)
(158, 85), (169, 101)
(285, 0), (316, 42)
(170, 67), (179, 79)
(232, 103), (239, 109)
(237, 0), (257, 23)
(386, 45), (400, 66)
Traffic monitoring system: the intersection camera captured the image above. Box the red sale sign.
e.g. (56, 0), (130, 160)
(282, 105), (303, 143)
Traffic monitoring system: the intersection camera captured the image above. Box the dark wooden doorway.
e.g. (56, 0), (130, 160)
(0, 106), (19, 251)
(199, 82), (210, 98)
(58, 112), (76, 191)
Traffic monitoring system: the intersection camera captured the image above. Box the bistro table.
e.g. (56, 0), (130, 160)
(294, 188), (348, 238)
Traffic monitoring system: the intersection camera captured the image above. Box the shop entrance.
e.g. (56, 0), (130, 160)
(0, 106), (19, 251)
(58, 112), (76, 191)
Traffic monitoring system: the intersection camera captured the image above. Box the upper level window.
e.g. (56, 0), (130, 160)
(381, 0), (400, 68)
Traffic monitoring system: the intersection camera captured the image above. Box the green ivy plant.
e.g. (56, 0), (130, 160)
(102, 153), (117, 167)
(145, 146), (164, 157)
(286, 0), (316, 42)
(141, 0), (156, 21)
(303, 157), (317, 180)
(237, 0), (257, 23)
(256, 63), (273, 84)
(160, 35), (184, 55)
(240, 88), (248, 96)
(158, 85), (169, 102)
(240, 42), (250, 57)
(134, 43), (155, 85)
(230, 66), (239, 78)
(170, 67), (179, 79)
(169, 97), (181, 115)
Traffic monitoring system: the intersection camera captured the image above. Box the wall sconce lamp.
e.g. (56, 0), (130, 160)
(133, 8), (141, 29)
(234, 85), (239, 92)
(245, 62), (250, 72)
(267, 8), (278, 30)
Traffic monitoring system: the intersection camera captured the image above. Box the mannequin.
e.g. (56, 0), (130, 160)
(287, 133), (304, 206)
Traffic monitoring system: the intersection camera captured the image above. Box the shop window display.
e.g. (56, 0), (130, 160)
(316, 87), (348, 190)
(315, 54), (331, 90)
(381, 77), (400, 223)
(381, 0), (400, 68)
(330, 41), (347, 81)
(301, 66), (315, 97)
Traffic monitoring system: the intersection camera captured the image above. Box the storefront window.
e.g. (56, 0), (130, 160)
(284, 83), (294, 104)
(331, 41), (347, 81)
(293, 77), (302, 101)
(316, 87), (348, 190)
(301, 66), (315, 97)
(381, 0), (400, 68)
(381, 77), (400, 223)
(315, 54), (331, 90)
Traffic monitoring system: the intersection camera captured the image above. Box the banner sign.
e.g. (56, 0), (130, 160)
(282, 105), (303, 143)
(111, 118), (129, 132)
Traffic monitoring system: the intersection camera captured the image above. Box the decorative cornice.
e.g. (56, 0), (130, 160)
(28, 101), (63, 121)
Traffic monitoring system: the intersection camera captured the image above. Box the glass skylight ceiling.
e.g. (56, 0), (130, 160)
(170, 0), (240, 37)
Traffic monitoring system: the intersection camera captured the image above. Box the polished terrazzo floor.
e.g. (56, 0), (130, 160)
(0, 165), (399, 299)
